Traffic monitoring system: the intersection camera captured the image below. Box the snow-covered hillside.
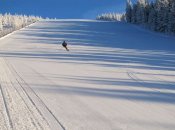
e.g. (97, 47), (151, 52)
(0, 20), (175, 130)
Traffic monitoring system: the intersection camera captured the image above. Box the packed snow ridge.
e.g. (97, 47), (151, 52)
(0, 19), (175, 130)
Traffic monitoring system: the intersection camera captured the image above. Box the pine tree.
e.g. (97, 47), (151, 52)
(0, 13), (42, 37)
(135, 0), (147, 24)
(96, 13), (126, 21)
(0, 21), (3, 31)
(0, 14), (3, 31)
(149, 2), (158, 31)
(155, 0), (169, 32)
(125, 0), (175, 34)
(168, 0), (175, 33)
(131, 4), (138, 23)
(172, 1), (175, 33)
(144, 0), (150, 24)
(126, 0), (133, 23)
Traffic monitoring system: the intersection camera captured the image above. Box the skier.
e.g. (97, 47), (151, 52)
(62, 41), (69, 51)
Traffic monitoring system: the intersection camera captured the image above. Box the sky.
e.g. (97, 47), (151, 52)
(0, 0), (128, 19)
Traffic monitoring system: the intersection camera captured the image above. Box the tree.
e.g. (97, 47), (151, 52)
(0, 13), (43, 37)
(0, 14), (3, 31)
(131, 4), (138, 23)
(144, 0), (150, 23)
(136, 0), (148, 24)
(148, 2), (157, 31)
(124, 0), (175, 34)
(155, 0), (169, 32)
(126, 0), (133, 23)
(168, 0), (175, 33)
(96, 13), (126, 21)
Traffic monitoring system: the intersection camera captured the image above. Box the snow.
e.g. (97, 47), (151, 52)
(0, 19), (175, 130)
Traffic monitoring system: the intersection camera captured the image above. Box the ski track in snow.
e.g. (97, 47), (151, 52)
(0, 57), (51, 130)
(4, 58), (65, 130)
(0, 77), (11, 130)
(0, 20), (175, 130)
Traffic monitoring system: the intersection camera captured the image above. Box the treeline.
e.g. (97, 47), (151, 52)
(126, 0), (175, 34)
(96, 13), (126, 22)
(0, 13), (42, 37)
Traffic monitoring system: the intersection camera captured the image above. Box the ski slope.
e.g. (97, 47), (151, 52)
(0, 20), (175, 130)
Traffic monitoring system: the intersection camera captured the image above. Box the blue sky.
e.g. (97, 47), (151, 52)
(0, 0), (128, 19)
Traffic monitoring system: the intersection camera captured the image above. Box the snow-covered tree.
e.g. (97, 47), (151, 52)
(97, 0), (175, 34)
(96, 13), (126, 22)
(131, 4), (138, 23)
(0, 14), (3, 31)
(148, 2), (157, 31)
(155, 0), (169, 32)
(125, 0), (175, 34)
(144, 0), (150, 23)
(126, 0), (133, 23)
(135, 0), (148, 24)
(168, 0), (175, 33)
(0, 13), (43, 37)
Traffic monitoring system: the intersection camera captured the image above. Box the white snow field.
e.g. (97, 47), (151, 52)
(0, 20), (175, 130)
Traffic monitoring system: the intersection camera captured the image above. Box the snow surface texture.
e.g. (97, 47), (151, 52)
(0, 20), (175, 130)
